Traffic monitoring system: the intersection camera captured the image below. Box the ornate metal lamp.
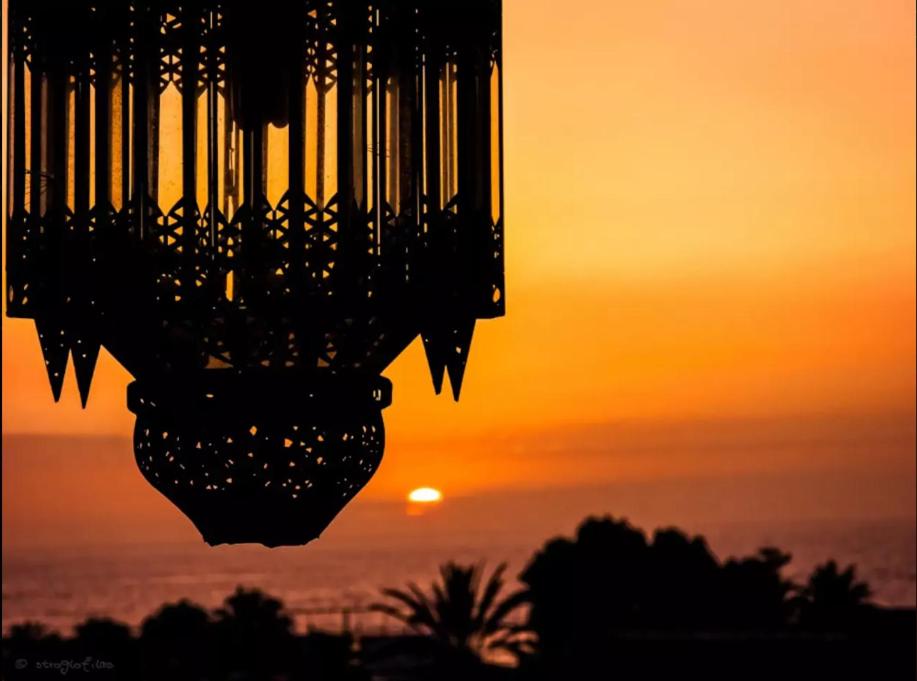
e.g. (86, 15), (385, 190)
(6, 0), (504, 547)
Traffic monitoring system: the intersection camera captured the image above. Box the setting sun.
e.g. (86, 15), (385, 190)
(407, 488), (444, 504)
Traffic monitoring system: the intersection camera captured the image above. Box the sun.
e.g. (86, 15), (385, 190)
(407, 487), (443, 504)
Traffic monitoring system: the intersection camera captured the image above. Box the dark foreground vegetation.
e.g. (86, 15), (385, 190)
(3, 516), (915, 680)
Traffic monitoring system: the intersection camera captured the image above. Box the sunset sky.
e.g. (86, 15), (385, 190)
(3, 0), (915, 547)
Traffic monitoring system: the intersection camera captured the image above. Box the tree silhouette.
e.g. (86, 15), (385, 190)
(372, 562), (530, 679)
(300, 632), (370, 681)
(720, 547), (796, 629)
(139, 600), (213, 681)
(1, 622), (65, 679)
(644, 527), (723, 629)
(72, 617), (138, 679)
(213, 587), (299, 680)
(2, 519), (906, 681)
(4, 622), (57, 643)
(519, 515), (806, 680)
(796, 561), (872, 631)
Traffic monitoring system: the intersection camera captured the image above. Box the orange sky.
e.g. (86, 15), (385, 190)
(2, 1), (915, 529)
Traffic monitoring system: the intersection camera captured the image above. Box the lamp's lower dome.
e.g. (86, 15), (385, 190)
(128, 372), (391, 547)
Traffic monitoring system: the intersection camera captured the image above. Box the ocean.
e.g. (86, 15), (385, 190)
(3, 514), (914, 635)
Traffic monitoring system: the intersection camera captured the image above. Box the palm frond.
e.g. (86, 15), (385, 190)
(374, 561), (531, 665)
(482, 588), (530, 637)
(376, 585), (449, 639)
(474, 563), (508, 629)
(377, 587), (436, 632)
(368, 603), (412, 625)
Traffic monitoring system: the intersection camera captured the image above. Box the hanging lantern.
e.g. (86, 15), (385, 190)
(6, 0), (504, 547)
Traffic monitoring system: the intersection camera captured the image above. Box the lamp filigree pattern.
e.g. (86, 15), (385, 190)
(6, 0), (504, 547)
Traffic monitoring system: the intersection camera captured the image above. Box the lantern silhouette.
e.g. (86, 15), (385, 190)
(6, 0), (504, 547)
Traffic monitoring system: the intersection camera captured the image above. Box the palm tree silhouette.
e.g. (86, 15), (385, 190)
(797, 561), (872, 630)
(372, 562), (531, 676)
(213, 587), (299, 680)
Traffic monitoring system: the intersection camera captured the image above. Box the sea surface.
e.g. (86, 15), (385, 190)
(3, 515), (914, 635)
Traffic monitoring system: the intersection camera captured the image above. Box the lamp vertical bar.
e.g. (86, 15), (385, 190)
(29, 70), (43, 219)
(95, 28), (112, 216)
(132, 4), (151, 239)
(11, 38), (26, 215)
(206, 9), (219, 251)
(337, 3), (355, 295)
(182, 5), (200, 298)
(75, 73), (91, 224)
(288, 2), (306, 302)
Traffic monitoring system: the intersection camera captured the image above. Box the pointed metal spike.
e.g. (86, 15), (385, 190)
(72, 336), (101, 408)
(446, 318), (476, 402)
(34, 317), (70, 403)
(421, 330), (447, 395)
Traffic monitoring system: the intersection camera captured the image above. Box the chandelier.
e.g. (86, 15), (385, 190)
(6, 0), (504, 547)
